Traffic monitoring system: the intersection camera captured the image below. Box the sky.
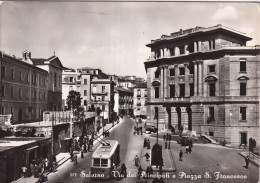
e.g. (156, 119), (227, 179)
(0, 1), (259, 79)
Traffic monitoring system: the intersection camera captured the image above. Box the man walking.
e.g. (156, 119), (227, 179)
(245, 156), (249, 168)
(179, 150), (183, 162)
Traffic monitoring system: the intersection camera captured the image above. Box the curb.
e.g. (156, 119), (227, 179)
(239, 152), (259, 167)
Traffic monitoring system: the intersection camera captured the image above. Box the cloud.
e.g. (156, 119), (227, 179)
(212, 6), (239, 21)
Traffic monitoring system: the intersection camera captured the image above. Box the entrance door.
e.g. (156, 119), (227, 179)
(187, 107), (192, 131)
(241, 132), (247, 146)
(6, 159), (14, 183)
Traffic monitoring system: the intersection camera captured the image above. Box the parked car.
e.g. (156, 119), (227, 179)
(145, 126), (157, 134)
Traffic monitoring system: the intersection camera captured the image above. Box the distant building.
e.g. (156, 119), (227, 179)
(114, 87), (133, 116)
(145, 24), (260, 146)
(89, 78), (115, 125)
(133, 82), (147, 118)
(0, 50), (63, 124)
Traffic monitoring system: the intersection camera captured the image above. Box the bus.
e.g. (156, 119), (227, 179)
(91, 140), (120, 179)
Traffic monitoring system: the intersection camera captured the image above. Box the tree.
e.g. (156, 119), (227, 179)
(66, 90), (82, 111)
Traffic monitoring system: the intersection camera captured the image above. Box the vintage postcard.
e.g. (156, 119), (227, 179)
(0, 1), (259, 183)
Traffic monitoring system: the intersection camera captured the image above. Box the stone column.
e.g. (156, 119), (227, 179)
(198, 60), (203, 96)
(184, 63), (190, 97)
(175, 47), (180, 56)
(171, 107), (178, 129)
(181, 107), (188, 132)
(198, 41), (202, 52)
(193, 61), (198, 96)
(164, 48), (168, 58)
(164, 65), (168, 98)
(160, 66), (164, 98)
(160, 49), (164, 58)
(174, 65), (179, 97)
(194, 42), (197, 53)
(184, 45), (188, 55)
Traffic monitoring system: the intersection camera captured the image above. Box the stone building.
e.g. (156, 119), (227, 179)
(62, 67), (108, 110)
(145, 24), (260, 146)
(133, 82), (147, 118)
(0, 50), (63, 124)
(114, 87), (133, 116)
(89, 78), (115, 125)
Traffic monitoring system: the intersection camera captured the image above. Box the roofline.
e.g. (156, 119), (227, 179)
(146, 25), (252, 47)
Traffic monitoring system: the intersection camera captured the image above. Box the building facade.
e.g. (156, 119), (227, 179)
(133, 83), (147, 117)
(114, 87), (133, 116)
(0, 51), (63, 124)
(145, 24), (260, 146)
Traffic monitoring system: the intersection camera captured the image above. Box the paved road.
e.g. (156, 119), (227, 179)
(47, 116), (141, 183)
(46, 117), (259, 183)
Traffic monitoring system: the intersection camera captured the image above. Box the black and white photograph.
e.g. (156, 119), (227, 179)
(0, 1), (260, 183)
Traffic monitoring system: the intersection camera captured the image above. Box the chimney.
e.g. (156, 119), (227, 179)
(22, 50), (33, 64)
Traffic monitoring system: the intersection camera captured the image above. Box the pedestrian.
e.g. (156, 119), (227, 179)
(134, 155), (140, 167)
(81, 145), (84, 158)
(166, 133), (169, 141)
(21, 165), (27, 177)
(163, 134), (166, 141)
(26, 163), (31, 177)
(138, 166), (143, 179)
(120, 163), (127, 178)
(149, 166), (153, 175)
(185, 146), (189, 153)
(169, 134), (171, 141)
(143, 138), (147, 148)
(146, 166), (150, 179)
(168, 141), (171, 149)
(70, 147), (74, 162)
(73, 154), (78, 165)
(179, 150), (183, 162)
(245, 156), (249, 168)
(165, 140), (167, 149)
(144, 153), (150, 162)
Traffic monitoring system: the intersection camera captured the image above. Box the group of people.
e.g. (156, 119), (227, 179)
(163, 133), (171, 149)
(103, 130), (110, 138)
(143, 138), (150, 149)
(69, 136), (94, 165)
(21, 156), (56, 182)
(134, 126), (143, 136)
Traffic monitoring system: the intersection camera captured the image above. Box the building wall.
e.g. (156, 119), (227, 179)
(133, 88), (147, 117)
(1, 54), (48, 124)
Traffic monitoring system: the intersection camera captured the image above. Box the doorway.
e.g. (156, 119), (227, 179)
(241, 132), (247, 146)
(166, 107), (171, 129)
(176, 107), (181, 129)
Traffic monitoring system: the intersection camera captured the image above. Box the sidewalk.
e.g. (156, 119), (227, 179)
(239, 151), (260, 167)
(12, 117), (124, 183)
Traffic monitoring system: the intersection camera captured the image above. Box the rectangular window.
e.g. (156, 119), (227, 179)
(54, 73), (57, 87)
(19, 71), (22, 81)
(84, 79), (87, 85)
(19, 88), (22, 98)
(101, 159), (108, 167)
(155, 87), (159, 98)
(1, 107), (4, 115)
(11, 69), (14, 79)
(1, 86), (5, 97)
(44, 92), (46, 100)
(179, 84), (185, 97)
(35, 76), (37, 85)
(240, 107), (246, 121)
(190, 84), (194, 96)
(31, 75), (34, 84)
(137, 90), (141, 96)
(209, 83), (216, 96)
(155, 71), (160, 78)
(1, 66), (6, 77)
(11, 87), (14, 98)
(10, 107), (14, 115)
(209, 107), (214, 120)
(170, 85), (175, 98)
(240, 83), (247, 96)
(179, 68), (185, 75)
(102, 105), (105, 111)
(169, 69), (175, 76)
(26, 89), (29, 98)
(102, 86), (105, 93)
(102, 96), (105, 101)
(93, 159), (100, 167)
(209, 65), (215, 73)
(39, 92), (41, 100)
(27, 73), (29, 82)
(240, 59), (246, 72)
(70, 77), (73, 82)
(84, 90), (87, 96)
